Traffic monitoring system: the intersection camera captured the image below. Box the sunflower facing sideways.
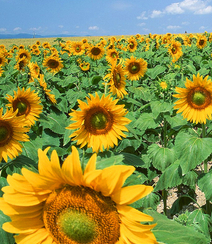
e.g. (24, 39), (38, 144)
(66, 93), (131, 152)
(0, 146), (157, 244)
(104, 60), (128, 99)
(43, 55), (63, 73)
(168, 40), (183, 63)
(6, 87), (43, 127)
(124, 56), (147, 81)
(173, 73), (212, 124)
(0, 108), (29, 162)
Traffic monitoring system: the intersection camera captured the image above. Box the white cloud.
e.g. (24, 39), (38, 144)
(167, 25), (181, 29)
(0, 28), (6, 32)
(13, 27), (21, 31)
(195, 5), (212, 14)
(137, 11), (148, 20)
(58, 25), (64, 28)
(75, 26), (80, 29)
(88, 26), (99, 30)
(199, 25), (206, 29)
(29, 27), (42, 31)
(165, 3), (184, 14)
(150, 10), (164, 18)
(182, 21), (190, 25)
(137, 22), (146, 27)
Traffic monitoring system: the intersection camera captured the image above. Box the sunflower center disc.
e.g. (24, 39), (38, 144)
(0, 126), (9, 142)
(16, 101), (28, 114)
(92, 47), (101, 56)
(131, 65), (138, 72)
(57, 210), (96, 243)
(43, 185), (120, 244)
(91, 112), (108, 130)
(192, 91), (206, 106)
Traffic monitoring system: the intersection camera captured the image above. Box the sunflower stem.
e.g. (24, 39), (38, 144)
(202, 123), (211, 215)
(162, 189), (168, 216)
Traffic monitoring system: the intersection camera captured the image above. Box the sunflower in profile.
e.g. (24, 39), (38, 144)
(6, 87), (43, 127)
(43, 55), (63, 73)
(0, 146), (157, 244)
(0, 52), (7, 66)
(173, 73), (212, 124)
(15, 49), (31, 61)
(196, 35), (207, 49)
(70, 41), (85, 55)
(104, 60), (127, 99)
(0, 108), (29, 162)
(88, 44), (105, 60)
(66, 93), (131, 152)
(79, 61), (90, 71)
(168, 40), (183, 63)
(124, 56), (147, 81)
(28, 61), (40, 78)
(0, 66), (4, 77)
(14, 57), (28, 71)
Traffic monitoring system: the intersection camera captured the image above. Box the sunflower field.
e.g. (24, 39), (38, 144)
(0, 32), (212, 244)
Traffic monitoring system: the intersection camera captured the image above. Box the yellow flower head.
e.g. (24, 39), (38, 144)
(43, 55), (63, 73)
(0, 108), (29, 162)
(66, 93), (131, 152)
(0, 146), (157, 243)
(173, 73), (212, 124)
(6, 87), (43, 127)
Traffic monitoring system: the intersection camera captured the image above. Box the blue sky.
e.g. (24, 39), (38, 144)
(0, 0), (212, 37)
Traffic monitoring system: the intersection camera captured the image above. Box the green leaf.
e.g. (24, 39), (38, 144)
(0, 211), (15, 244)
(164, 113), (188, 130)
(131, 192), (160, 210)
(96, 154), (124, 169)
(150, 100), (173, 117)
(120, 152), (145, 167)
(146, 65), (167, 79)
(154, 160), (182, 191)
(148, 144), (175, 172)
(175, 132), (212, 174)
(0, 177), (8, 197)
(144, 210), (209, 244)
(132, 113), (157, 133)
(198, 170), (212, 201)
(127, 86), (152, 101)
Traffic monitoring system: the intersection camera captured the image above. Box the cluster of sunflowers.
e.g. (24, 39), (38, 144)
(0, 31), (212, 244)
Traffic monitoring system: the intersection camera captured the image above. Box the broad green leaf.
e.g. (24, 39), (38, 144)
(146, 65), (167, 79)
(144, 210), (209, 244)
(150, 100), (173, 117)
(127, 86), (152, 101)
(148, 144), (175, 172)
(121, 152), (145, 167)
(132, 113), (157, 133)
(198, 170), (212, 201)
(96, 154), (124, 169)
(131, 192), (160, 210)
(175, 132), (212, 174)
(0, 177), (8, 197)
(164, 113), (188, 130)
(182, 171), (198, 190)
(154, 160), (182, 191)
(0, 211), (15, 244)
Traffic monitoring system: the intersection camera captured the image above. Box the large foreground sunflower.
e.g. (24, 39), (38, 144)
(6, 87), (43, 127)
(0, 146), (157, 244)
(173, 73), (212, 124)
(124, 56), (147, 81)
(0, 108), (29, 162)
(66, 93), (131, 152)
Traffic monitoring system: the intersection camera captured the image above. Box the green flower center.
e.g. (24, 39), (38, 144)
(192, 91), (206, 106)
(57, 210), (97, 243)
(0, 126), (9, 142)
(16, 101), (28, 114)
(91, 113), (108, 129)
(131, 65), (138, 72)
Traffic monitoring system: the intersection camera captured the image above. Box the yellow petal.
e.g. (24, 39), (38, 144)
(84, 153), (97, 174)
(117, 205), (154, 222)
(111, 185), (153, 205)
(14, 228), (50, 244)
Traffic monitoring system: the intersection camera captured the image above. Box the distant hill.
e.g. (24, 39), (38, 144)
(0, 33), (81, 39)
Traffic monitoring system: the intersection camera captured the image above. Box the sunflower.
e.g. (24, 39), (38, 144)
(168, 40), (183, 63)
(42, 42), (51, 49)
(106, 48), (119, 64)
(43, 55), (63, 73)
(160, 81), (168, 90)
(6, 87), (43, 127)
(104, 61), (127, 99)
(16, 49), (31, 61)
(0, 146), (157, 244)
(32, 48), (41, 56)
(66, 93), (131, 152)
(124, 56), (147, 81)
(88, 44), (105, 60)
(14, 57), (28, 71)
(0, 52), (7, 66)
(127, 38), (138, 52)
(173, 73), (212, 124)
(0, 66), (4, 77)
(79, 61), (90, 71)
(70, 41), (85, 55)
(196, 35), (207, 49)
(28, 62), (40, 78)
(0, 108), (29, 162)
